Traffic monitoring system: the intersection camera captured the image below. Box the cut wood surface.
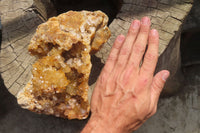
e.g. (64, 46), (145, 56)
(0, 0), (55, 96)
(0, 0), (193, 97)
(95, 0), (193, 95)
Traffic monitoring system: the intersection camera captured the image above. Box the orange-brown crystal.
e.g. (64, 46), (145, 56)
(17, 10), (110, 119)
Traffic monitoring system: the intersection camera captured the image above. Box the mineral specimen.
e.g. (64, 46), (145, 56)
(17, 10), (110, 119)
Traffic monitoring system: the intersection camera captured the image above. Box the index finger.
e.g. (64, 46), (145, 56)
(103, 35), (125, 74)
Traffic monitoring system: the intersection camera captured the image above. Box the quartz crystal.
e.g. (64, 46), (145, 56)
(17, 10), (110, 119)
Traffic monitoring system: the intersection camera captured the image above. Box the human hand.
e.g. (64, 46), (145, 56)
(82, 17), (170, 133)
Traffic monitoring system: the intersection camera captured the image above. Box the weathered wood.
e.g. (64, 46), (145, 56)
(0, 0), (193, 97)
(95, 0), (193, 95)
(0, 0), (56, 96)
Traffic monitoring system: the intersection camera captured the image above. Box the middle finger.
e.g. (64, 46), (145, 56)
(127, 17), (151, 68)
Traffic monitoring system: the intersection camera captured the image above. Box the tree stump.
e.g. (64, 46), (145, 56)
(0, 0), (193, 99)
(0, 0), (56, 96)
(95, 0), (193, 96)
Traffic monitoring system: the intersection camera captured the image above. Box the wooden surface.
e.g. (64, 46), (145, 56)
(95, 0), (193, 95)
(0, 0), (56, 96)
(0, 0), (193, 97)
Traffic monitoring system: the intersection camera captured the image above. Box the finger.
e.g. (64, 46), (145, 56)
(103, 35), (125, 74)
(95, 35), (125, 97)
(128, 17), (151, 68)
(115, 20), (140, 69)
(140, 29), (159, 76)
(150, 70), (170, 108)
(92, 36), (126, 104)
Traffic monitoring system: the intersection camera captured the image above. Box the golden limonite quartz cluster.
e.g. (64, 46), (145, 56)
(17, 10), (110, 119)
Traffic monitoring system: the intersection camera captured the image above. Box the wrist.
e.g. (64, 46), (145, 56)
(81, 114), (122, 133)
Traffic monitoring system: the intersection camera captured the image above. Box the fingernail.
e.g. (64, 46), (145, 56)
(151, 29), (158, 35)
(117, 35), (125, 42)
(131, 20), (140, 28)
(162, 72), (170, 81)
(141, 17), (150, 25)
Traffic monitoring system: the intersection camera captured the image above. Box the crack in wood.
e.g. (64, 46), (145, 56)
(0, 0), (193, 97)
(31, 5), (46, 22)
(7, 65), (26, 89)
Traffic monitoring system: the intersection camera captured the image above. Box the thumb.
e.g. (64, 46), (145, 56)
(151, 70), (170, 104)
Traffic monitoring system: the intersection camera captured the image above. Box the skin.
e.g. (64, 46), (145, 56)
(81, 17), (170, 133)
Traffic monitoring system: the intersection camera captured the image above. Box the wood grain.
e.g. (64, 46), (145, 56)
(0, 0), (193, 97)
(0, 0), (56, 96)
(95, 0), (193, 95)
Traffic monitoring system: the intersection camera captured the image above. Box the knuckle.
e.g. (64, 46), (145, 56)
(120, 47), (129, 56)
(149, 37), (158, 44)
(145, 52), (157, 61)
(134, 44), (145, 54)
(113, 42), (121, 50)
(153, 78), (163, 90)
(141, 26), (150, 34)
(141, 64), (152, 73)
(154, 79), (161, 88)
(116, 60), (124, 68)
(128, 61), (138, 70)
(128, 28), (137, 35)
